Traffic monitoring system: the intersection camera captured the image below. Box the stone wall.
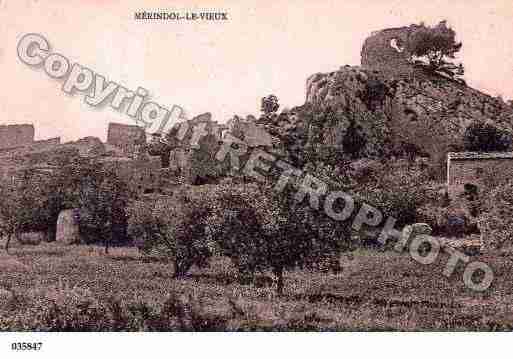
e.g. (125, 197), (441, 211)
(360, 26), (417, 79)
(447, 155), (513, 194)
(107, 123), (146, 155)
(98, 155), (162, 196)
(227, 116), (274, 147)
(28, 137), (61, 151)
(63, 137), (105, 157)
(0, 124), (34, 150)
(166, 113), (230, 184)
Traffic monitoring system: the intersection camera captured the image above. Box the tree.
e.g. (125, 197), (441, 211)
(147, 134), (172, 168)
(261, 94), (279, 116)
(75, 164), (130, 254)
(127, 192), (214, 277)
(0, 178), (24, 253)
(0, 168), (57, 252)
(342, 118), (367, 159)
(407, 21), (464, 79)
(463, 121), (512, 152)
(206, 183), (351, 295)
(51, 158), (130, 253)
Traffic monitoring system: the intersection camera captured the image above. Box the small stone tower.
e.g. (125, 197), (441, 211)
(360, 25), (419, 79)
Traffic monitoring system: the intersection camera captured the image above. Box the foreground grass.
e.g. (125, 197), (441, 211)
(0, 241), (512, 331)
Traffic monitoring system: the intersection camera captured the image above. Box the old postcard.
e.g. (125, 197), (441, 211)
(0, 0), (512, 357)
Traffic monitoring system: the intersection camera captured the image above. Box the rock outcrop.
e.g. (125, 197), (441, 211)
(55, 209), (81, 245)
(298, 26), (513, 164)
(161, 112), (231, 185)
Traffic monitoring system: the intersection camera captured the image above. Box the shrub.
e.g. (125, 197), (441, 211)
(358, 165), (432, 227)
(463, 121), (512, 152)
(478, 181), (513, 249)
(342, 119), (367, 159)
(0, 291), (230, 331)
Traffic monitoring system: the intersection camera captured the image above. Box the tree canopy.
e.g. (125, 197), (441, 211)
(261, 94), (279, 116)
(407, 21), (464, 80)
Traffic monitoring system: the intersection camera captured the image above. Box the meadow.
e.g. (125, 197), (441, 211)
(0, 240), (512, 331)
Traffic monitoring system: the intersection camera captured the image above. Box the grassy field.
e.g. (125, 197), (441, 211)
(0, 240), (512, 331)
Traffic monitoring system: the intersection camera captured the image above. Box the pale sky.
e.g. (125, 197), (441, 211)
(1, 0), (513, 141)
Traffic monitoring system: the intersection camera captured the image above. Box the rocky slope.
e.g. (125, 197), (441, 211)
(268, 26), (513, 168)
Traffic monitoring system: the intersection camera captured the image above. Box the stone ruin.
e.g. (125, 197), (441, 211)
(165, 112), (230, 185)
(107, 122), (147, 156)
(227, 115), (274, 148)
(0, 124), (35, 150)
(360, 26), (417, 79)
(98, 155), (163, 195)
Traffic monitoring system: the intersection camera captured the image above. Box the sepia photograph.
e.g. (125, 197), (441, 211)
(1, 0), (513, 356)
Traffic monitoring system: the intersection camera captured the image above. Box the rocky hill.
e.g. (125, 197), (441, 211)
(265, 26), (513, 170)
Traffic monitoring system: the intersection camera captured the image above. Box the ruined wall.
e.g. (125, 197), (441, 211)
(360, 26), (417, 79)
(0, 124), (35, 150)
(1, 136), (107, 167)
(63, 137), (105, 157)
(166, 113), (230, 184)
(448, 157), (513, 188)
(227, 116), (274, 147)
(107, 123), (146, 155)
(98, 155), (161, 196)
(28, 137), (61, 151)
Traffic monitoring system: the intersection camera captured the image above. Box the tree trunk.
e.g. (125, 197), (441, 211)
(5, 233), (12, 254)
(173, 259), (192, 279)
(173, 260), (183, 279)
(104, 229), (110, 255)
(274, 267), (284, 296)
(172, 261), (181, 279)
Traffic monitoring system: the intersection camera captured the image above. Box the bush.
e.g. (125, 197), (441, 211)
(463, 121), (512, 152)
(358, 165), (433, 227)
(0, 291), (230, 331)
(478, 181), (513, 249)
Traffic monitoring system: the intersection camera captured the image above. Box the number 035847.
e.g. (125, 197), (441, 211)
(11, 342), (43, 351)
